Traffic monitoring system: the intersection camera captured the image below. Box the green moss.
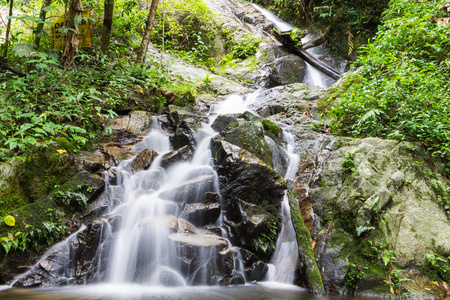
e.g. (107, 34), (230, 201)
(287, 182), (325, 295)
(317, 69), (363, 114)
(18, 148), (76, 203)
(261, 119), (281, 136)
(0, 149), (75, 218)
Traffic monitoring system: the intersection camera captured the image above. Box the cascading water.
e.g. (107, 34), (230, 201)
(250, 3), (339, 89)
(266, 132), (300, 283)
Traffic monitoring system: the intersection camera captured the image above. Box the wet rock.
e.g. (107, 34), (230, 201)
(128, 148), (158, 172)
(104, 111), (153, 135)
(170, 127), (196, 150)
(13, 219), (112, 287)
(159, 175), (215, 203)
(169, 230), (231, 285)
(225, 198), (279, 260)
(287, 181), (324, 295)
(140, 168), (165, 191)
(160, 145), (194, 169)
(211, 138), (286, 206)
(181, 201), (221, 226)
(219, 120), (273, 168)
(211, 114), (239, 132)
(258, 55), (306, 88)
(239, 248), (269, 281)
(74, 149), (114, 173)
(138, 214), (179, 231)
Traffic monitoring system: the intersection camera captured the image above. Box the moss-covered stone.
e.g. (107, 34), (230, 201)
(220, 120), (274, 168)
(287, 181), (325, 295)
(261, 119), (281, 136)
(0, 148), (76, 218)
(317, 69), (362, 114)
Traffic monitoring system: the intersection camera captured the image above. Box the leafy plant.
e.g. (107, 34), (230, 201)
(342, 151), (356, 177)
(329, 0), (450, 172)
(4, 215), (15, 227)
(345, 263), (368, 289)
(423, 253), (450, 282)
(55, 191), (88, 210)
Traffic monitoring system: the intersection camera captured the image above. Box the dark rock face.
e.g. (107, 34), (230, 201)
(181, 192), (221, 226)
(211, 138), (285, 259)
(13, 219), (112, 287)
(211, 138), (286, 206)
(160, 145), (194, 169)
(211, 114), (239, 132)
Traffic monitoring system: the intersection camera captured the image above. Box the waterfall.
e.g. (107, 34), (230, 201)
(266, 132), (300, 283)
(250, 3), (338, 89)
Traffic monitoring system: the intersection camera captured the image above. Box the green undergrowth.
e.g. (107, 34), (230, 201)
(328, 0), (450, 172)
(151, 0), (222, 67)
(0, 51), (200, 161)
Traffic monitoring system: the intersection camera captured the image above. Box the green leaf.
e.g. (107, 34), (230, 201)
(4, 215), (15, 227)
(12, 44), (35, 58)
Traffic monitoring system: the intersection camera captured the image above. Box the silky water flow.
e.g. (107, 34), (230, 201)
(104, 92), (301, 287)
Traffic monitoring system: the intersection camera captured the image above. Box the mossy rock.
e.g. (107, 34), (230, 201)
(0, 148), (76, 217)
(220, 120), (274, 168)
(0, 171), (104, 236)
(317, 69), (362, 114)
(261, 119), (281, 136)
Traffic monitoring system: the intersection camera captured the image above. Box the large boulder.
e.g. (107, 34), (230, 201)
(211, 138), (286, 259)
(211, 138), (285, 206)
(294, 135), (450, 297)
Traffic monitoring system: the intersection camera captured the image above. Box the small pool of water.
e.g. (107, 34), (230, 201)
(0, 283), (382, 300)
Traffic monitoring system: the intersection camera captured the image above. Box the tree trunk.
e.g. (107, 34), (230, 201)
(1, 0), (14, 62)
(302, 26), (331, 51)
(100, 0), (114, 54)
(33, 0), (52, 50)
(136, 0), (159, 64)
(272, 29), (341, 80)
(61, 0), (83, 69)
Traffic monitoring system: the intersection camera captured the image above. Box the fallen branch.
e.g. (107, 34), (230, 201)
(272, 29), (341, 80)
(302, 26), (331, 51)
(0, 62), (26, 77)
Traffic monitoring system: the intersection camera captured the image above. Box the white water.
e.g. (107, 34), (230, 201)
(107, 117), (226, 285)
(250, 3), (293, 32)
(250, 4), (337, 88)
(301, 35), (334, 88)
(266, 132), (300, 283)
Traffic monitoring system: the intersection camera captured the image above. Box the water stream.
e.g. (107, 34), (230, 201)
(0, 2), (364, 299)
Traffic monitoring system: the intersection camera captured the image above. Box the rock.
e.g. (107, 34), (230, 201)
(129, 148), (158, 172)
(170, 127), (196, 150)
(104, 111), (154, 135)
(160, 145), (194, 169)
(159, 175), (216, 203)
(181, 192), (221, 226)
(211, 114), (239, 132)
(211, 138), (286, 206)
(74, 149), (116, 173)
(168, 231), (228, 248)
(219, 120), (274, 168)
(258, 55), (306, 88)
(287, 181), (325, 295)
(169, 229), (232, 285)
(239, 248), (269, 281)
(294, 134), (450, 296)
(138, 214), (179, 231)
(140, 168), (165, 191)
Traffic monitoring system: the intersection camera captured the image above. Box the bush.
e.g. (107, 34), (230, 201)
(329, 0), (450, 167)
